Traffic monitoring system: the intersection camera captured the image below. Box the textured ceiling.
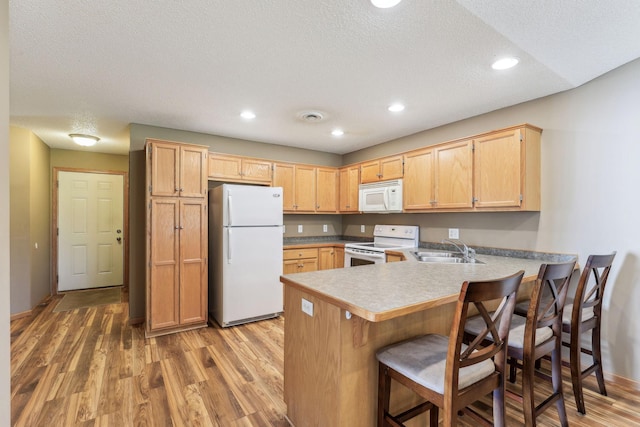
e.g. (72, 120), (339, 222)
(9, 0), (640, 155)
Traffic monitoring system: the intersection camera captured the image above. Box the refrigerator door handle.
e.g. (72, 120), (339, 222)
(228, 192), (233, 226)
(227, 228), (232, 263)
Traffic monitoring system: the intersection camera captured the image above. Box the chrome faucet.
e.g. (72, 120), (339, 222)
(441, 239), (476, 261)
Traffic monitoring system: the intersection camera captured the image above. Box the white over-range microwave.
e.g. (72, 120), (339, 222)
(358, 179), (403, 213)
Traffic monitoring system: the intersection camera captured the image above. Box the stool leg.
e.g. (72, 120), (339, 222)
(522, 355), (536, 426)
(552, 345), (569, 427)
(570, 330), (586, 414)
(429, 406), (439, 426)
(592, 324), (608, 396)
(378, 364), (391, 427)
(493, 380), (506, 427)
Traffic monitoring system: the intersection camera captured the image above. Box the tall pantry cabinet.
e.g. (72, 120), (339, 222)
(145, 139), (208, 337)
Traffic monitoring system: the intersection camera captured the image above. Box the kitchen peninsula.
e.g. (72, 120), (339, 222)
(280, 251), (574, 426)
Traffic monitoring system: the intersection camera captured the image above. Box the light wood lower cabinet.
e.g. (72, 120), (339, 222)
(284, 245), (345, 273)
(283, 248), (319, 274)
(147, 198), (207, 336)
(386, 252), (405, 263)
(318, 247), (336, 270)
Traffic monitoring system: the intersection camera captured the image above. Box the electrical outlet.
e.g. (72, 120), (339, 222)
(298, 225), (303, 233)
(448, 228), (459, 239)
(323, 224), (328, 233)
(361, 225), (365, 233)
(301, 298), (314, 316)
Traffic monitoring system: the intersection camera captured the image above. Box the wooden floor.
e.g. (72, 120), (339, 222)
(10, 291), (640, 426)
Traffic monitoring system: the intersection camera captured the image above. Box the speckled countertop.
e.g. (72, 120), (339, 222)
(280, 249), (577, 322)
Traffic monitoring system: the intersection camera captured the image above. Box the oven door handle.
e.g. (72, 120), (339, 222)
(345, 248), (386, 259)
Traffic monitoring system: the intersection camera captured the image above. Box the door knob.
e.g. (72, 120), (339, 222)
(116, 229), (122, 234)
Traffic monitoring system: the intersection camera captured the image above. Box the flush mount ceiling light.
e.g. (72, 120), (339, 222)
(388, 103), (405, 113)
(492, 57), (519, 70)
(240, 110), (256, 119)
(331, 129), (344, 137)
(69, 133), (100, 147)
(371, 0), (402, 8)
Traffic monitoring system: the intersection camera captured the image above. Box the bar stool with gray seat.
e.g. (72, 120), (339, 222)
(562, 252), (616, 415)
(376, 270), (524, 427)
(465, 261), (576, 427)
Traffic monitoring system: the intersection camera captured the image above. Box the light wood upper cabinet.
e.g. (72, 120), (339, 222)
(208, 153), (272, 184)
(403, 140), (473, 210)
(316, 167), (338, 213)
(473, 125), (541, 210)
(273, 163), (295, 211)
(273, 163), (317, 212)
(434, 139), (473, 209)
(148, 140), (208, 198)
(294, 165), (317, 212)
(403, 148), (435, 210)
(360, 155), (403, 183)
(339, 166), (360, 212)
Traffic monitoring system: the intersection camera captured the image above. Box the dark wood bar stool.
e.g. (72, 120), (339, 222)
(465, 261), (576, 427)
(376, 270), (524, 427)
(562, 252), (616, 415)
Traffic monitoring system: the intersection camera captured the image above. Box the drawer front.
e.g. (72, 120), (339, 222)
(283, 248), (318, 260)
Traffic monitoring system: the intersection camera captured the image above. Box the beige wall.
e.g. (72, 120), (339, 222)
(343, 58), (640, 381)
(130, 123), (342, 166)
(51, 148), (129, 172)
(1, 0), (11, 422)
(10, 127), (30, 313)
(9, 127), (51, 314)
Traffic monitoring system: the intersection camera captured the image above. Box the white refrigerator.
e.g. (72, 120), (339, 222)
(209, 184), (284, 327)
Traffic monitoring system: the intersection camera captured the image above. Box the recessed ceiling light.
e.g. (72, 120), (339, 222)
(240, 110), (256, 120)
(388, 103), (405, 113)
(331, 129), (344, 137)
(371, 0), (402, 8)
(492, 57), (519, 70)
(69, 133), (100, 147)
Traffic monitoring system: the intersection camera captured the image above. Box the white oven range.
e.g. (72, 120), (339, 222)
(344, 225), (419, 267)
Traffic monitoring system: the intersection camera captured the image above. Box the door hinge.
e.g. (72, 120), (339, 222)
(472, 143), (475, 152)
(148, 146), (152, 159)
(148, 201), (152, 209)
(56, 227), (59, 236)
(149, 185), (152, 193)
(520, 194), (523, 203)
(56, 274), (58, 283)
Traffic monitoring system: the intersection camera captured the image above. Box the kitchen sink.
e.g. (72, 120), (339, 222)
(411, 251), (484, 264)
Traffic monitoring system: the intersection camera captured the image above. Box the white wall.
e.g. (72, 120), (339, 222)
(1, 0), (12, 423)
(345, 58), (640, 381)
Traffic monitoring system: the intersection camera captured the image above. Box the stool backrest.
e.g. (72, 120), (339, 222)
(573, 253), (616, 325)
(526, 261), (577, 343)
(450, 270), (524, 393)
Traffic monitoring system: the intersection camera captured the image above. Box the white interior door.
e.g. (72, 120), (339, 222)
(58, 171), (124, 291)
